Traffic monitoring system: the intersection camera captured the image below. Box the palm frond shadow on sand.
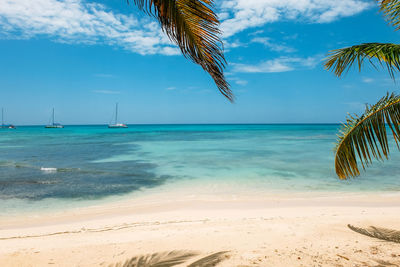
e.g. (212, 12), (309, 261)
(348, 224), (400, 243)
(110, 250), (230, 267)
(372, 259), (399, 267)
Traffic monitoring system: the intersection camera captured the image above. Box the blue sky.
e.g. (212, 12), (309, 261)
(1, 0), (400, 125)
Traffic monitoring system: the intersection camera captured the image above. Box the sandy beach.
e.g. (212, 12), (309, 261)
(1, 192), (400, 266)
(2, 0), (400, 264)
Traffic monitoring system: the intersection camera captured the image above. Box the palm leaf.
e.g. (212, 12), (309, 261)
(379, 0), (400, 30)
(129, 0), (232, 101)
(348, 224), (400, 243)
(334, 92), (400, 179)
(325, 43), (400, 79)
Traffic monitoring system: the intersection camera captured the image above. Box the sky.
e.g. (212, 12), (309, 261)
(1, 0), (400, 125)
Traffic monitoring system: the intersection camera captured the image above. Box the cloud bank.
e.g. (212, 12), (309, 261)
(232, 56), (321, 73)
(0, 0), (372, 56)
(0, 0), (179, 55)
(220, 0), (371, 37)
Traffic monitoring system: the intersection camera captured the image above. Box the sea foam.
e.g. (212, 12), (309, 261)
(40, 167), (57, 172)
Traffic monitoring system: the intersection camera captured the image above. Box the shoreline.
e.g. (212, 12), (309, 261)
(2, 191), (400, 266)
(3, 176), (400, 216)
(2, 189), (400, 228)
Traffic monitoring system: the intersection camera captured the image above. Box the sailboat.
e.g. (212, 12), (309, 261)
(108, 103), (127, 128)
(1, 108), (16, 129)
(45, 108), (64, 128)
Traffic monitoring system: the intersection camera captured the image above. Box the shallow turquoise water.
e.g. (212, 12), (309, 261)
(1, 124), (400, 213)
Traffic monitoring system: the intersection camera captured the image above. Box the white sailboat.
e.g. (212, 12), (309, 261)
(45, 108), (64, 128)
(1, 108), (16, 129)
(108, 103), (127, 128)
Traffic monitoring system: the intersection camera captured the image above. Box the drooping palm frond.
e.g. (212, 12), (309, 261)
(129, 0), (232, 101)
(325, 43), (400, 79)
(334, 93), (400, 179)
(348, 224), (400, 243)
(379, 0), (400, 30)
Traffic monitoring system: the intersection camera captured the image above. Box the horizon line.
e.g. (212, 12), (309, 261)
(4, 123), (344, 127)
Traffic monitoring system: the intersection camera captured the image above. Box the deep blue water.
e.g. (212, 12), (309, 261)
(1, 124), (400, 212)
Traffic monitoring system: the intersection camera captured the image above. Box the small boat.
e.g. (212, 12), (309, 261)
(1, 108), (16, 129)
(108, 103), (127, 128)
(45, 108), (64, 128)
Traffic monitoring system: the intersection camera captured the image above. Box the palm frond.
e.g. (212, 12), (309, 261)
(113, 250), (198, 267)
(348, 224), (400, 243)
(379, 0), (400, 30)
(325, 43), (400, 79)
(129, 0), (232, 101)
(334, 92), (400, 179)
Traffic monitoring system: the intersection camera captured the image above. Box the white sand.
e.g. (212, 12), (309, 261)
(1, 192), (400, 266)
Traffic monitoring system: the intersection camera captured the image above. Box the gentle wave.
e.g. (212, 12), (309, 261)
(40, 167), (57, 172)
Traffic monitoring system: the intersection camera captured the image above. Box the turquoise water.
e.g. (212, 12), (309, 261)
(1, 124), (400, 213)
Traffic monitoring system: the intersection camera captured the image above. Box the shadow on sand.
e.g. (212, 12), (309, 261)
(110, 250), (230, 267)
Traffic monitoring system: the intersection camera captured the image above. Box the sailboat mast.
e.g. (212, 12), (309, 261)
(1, 108), (3, 127)
(115, 103), (118, 124)
(52, 108), (55, 125)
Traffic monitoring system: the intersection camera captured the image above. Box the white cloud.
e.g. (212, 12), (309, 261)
(232, 55), (321, 73)
(362, 77), (374, 83)
(229, 76), (248, 85)
(220, 0), (372, 37)
(251, 37), (295, 53)
(161, 46), (180, 55)
(225, 39), (246, 49)
(0, 0), (176, 55)
(218, 12), (230, 20)
(166, 86), (176, 90)
(283, 33), (299, 40)
(235, 79), (248, 85)
(92, 89), (120, 94)
(248, 30), (264, 36)
(226, 36), (295, 51)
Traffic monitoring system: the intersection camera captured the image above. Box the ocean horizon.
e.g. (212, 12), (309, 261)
(5, 123), (343, 127)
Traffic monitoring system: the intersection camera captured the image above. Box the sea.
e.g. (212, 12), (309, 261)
(1, 124), (400, 215)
